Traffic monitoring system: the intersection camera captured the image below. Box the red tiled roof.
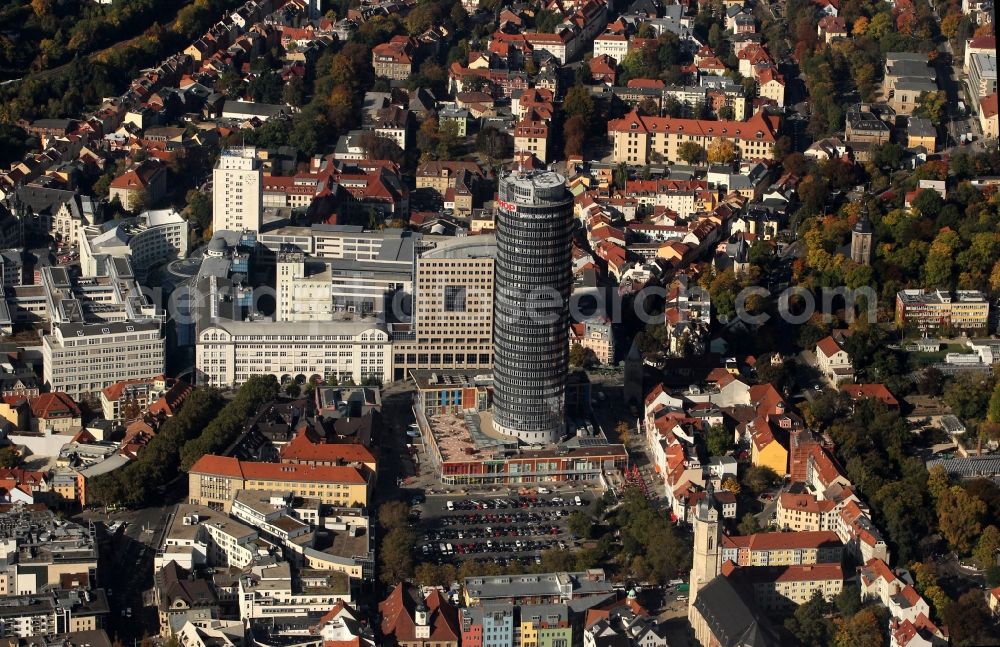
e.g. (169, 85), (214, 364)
(189, 455), (369, 484)
(722, 529), (840, 551)
(29, 392), (80, 420)
(280, 429), (377, 465)
(608, 110), (778, 143)
(815, 335), (842, 358)
(981, 93), (998, 119)
(840, 383), (898, 407)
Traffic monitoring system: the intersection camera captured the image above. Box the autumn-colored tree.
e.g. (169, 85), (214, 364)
(937, 485), (986, 554)
(615, 421), (632, 446)
(852, 16), (869, 35)
(940, 12), (962, 39)
(924, 229), (960, 288)
(707, 138), (737, 164)
(721, 476), (741, 495)
(564, 114), (586, 158)
(834, 608), (884, 647)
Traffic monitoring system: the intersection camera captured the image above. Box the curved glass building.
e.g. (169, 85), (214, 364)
(492, 170), (574, 444)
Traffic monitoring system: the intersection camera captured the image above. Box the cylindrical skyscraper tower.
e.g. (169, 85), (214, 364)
(492, 170), (574, 444)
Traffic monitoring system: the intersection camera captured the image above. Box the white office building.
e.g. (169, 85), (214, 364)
(196, 318), (392, 387)
(42, 320), (165, 398)
(213, 148), (263, 233)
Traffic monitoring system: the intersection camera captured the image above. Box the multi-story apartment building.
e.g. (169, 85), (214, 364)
(607, 111), (778, 165)
(895, 289), (990, 333)
(42, 321), (165, 399)
(721, 530), (844, 566)
(371, 36), (416, 80)
(187, 455), (372, 511)
(734, 564), (845, 611)
(213, 148), (262, 233)
(776, 492), (840, 531)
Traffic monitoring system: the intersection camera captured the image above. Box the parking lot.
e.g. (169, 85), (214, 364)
(414, 491), (596, 566)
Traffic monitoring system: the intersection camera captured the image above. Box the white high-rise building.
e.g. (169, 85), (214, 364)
(213, 148), (262, 233)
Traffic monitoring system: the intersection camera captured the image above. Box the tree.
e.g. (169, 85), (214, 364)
(0, 446), (19, 469)
(721, 476), (741, 495)
(436, 119), (461, 159)
(974, 525), (1000, 568)
(378, 500), (410, 531)
(678, 141), (707, 165)
(358, 131), (403, 163)
(742, 465), (779, 496)
(706, 424), (732, 457)
(834, 608), (884, 647)
(476, 127), (510, 170)
(563, 114), (586, 158)
(943, 590), (993, 646)
(615, 421), (632, 446)
(915, 90), (947, 123)
(738, 512), (762, 535)
(718, 105), (735, 120)
(707, 138), (737, 164)
(785, 590), (834, 646)
(937, 485), (986, 554)
(379, 527), (415, 585)
(569, 343), (597, 368)
(282, 76), (306, 107)
(563, 84), (595, 122)
(567, 511), (593, 539)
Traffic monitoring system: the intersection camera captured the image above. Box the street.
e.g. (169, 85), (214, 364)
(79, 505), (174, 644)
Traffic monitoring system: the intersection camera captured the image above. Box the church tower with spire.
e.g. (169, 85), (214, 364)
(850, 200), (874, 266)
(688, 485), (722, 621)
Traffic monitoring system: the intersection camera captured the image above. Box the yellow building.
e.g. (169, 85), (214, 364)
(188, 455), (372, 512)
(607, 110), (778, 165)
(749, 419), (788, 477)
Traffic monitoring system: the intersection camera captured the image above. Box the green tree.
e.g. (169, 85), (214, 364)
(706, 424), (732, 457)
(738, 512), (762, 535)
(937, 485), (986, 554)
(0, 446), (20, 469)
(563, 84), (595, 122)
(973, 524), (1000, 568)
(569, 343), (596, 368)
(784, 590), (834, 646)
(567, 511), (593, 539)
(678, 141), (707, 165)
(915, 90), (947, 123)
(741, 465), (779, 496)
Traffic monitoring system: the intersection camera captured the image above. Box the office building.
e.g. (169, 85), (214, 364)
(968, 53), (998, 104)
(42, 321), (165, 399)
(195, 317), (392, 387)
(492, 171), (574, 444)
(391, 235), (496, 380)
(79, 208), (188, 278)
(187, 455), (372, 511)
(213, 148), (263, 233)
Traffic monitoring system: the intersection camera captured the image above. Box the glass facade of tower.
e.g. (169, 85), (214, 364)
(492, 171), (574, 444)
